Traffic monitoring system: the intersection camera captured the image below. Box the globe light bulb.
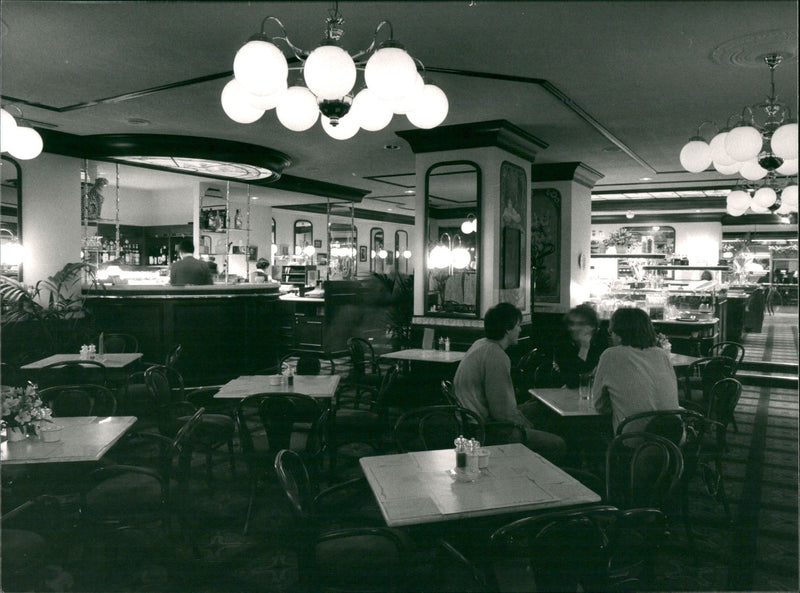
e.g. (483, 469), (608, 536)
(776, 158), (798, 176)
(351, 88), (393, 131)
(752, 187), (777, 209)
(407, 84), (449, 129)
(221, 79), (266, 124)
(321, 113), (360, 140)
(771, 123), (798, 160)
(781, 185), (798, 210)
(725, 125), (763, 162)
(452, 247), (471, 270)
(713, 160), (740, 175)
(8, 126), (43, 160)
(726, 190), (750, 212)
(246, 79), (287, 110)
(233, 39), (289, 97)
(276, 87), (319, 131)
(748, 198), (769, 214)
(386, 73), (424, 115)
(304, 45), (357, 100)
(365, 46), (418, 102)
(378, 249), (388, 259)
(1, 108), (19, 153)
(710, 132), (736, 166)
(625, 211), (635, 219)
(739, 158), (768, 181)
(679, 139), (712, 173)
(402, 250), (412, 259)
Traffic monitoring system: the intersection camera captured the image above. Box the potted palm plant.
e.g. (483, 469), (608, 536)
(603, 228), (635, 254)
(0, 262), (99, 366)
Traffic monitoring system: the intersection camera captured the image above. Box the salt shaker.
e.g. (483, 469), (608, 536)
(454, 435), (468, 472)
(467, 438), (480, 474)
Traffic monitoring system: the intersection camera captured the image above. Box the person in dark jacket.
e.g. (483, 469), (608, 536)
(553, 304), (608, 388)
(169, 239), (213, 286)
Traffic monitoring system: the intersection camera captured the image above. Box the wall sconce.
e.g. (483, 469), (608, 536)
(460, 213), (477, 234)
(0, 228), (25, 268)
(402, 249), (412, 259)
(429, 232), (453, 271)
(451, 235), (471, 269)
(378, 248), (388, 259)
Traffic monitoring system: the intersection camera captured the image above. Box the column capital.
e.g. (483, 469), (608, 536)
(532, 162), (604, 189)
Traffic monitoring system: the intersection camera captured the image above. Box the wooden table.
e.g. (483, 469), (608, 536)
(380, 349), (466, 364)
(213, 374), (341, 401)
(1, 416), (137, 464)
(20, 353), (143, 370)
(360, 443), (601, 527)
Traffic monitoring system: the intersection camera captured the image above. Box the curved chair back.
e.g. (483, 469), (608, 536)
(707, 378), (742, 449)
(605, 432), (684, 510)
(346, 337), (379, 376)
(101, 333), (140, 354)
(681, 356), (737, 403)
(274, 448), (315, 519)
(280, 352), (336, 376)
(394, 405), (485, 452)
(38, 360), (107, 389)
(164, 344), (183, 369)
(440, 379), (458, 406)
(489, 505), (665, 593)
(706, 341), (745, 368)
(39, 384), (117, 417)
(143, 365), (186, 407)
(258, 393), (323, 453)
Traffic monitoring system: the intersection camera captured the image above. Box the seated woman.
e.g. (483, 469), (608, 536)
(592, 307), (679, 434)
(553, 304), (608, 388)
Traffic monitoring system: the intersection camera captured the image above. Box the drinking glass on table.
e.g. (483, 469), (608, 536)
(578, 373), (593, 408)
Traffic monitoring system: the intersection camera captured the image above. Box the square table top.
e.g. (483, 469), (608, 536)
(530, 388), (603, 418)
(1, 416), (137, 464)
(20, 353), (143, 370)
(668, 352), (700, 367)
(213, 374), (341, 400)
(360, 443), (601, 527)
(380, 349), (466, 364)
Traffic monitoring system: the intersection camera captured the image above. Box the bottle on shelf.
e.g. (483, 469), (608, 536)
(234, 209), (243, 229)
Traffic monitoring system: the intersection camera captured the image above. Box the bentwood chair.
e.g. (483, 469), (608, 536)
(487, 505), (667, 593)
(144, 365), (235, 487)
(705, 341), (745, 371)
(38, 384), (117, 417)
(100, 333), (140, 354)
(393, 405), (485, 453)
(274, 449), (405, 592)
(680, 356), (737, 408)
(37, 360), (107, 389)
(236, 392), (327, 534)
(340, 337), (384, 409)
(279, 352), (337, 376)
(79, 409), (205, 579)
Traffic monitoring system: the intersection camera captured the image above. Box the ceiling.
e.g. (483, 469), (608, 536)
(1, 1), (798, 222)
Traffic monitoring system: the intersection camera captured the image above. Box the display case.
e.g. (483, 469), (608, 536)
(281, 264), (318, 289)
(198, 183), (252, 282)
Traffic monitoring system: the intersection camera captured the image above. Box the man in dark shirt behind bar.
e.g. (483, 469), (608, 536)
(170, 239), (213, 286)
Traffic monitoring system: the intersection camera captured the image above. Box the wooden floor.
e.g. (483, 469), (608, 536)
(741, 306), (799, 365)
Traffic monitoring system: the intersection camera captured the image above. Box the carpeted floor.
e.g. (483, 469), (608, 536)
(3, 381), (797, 592)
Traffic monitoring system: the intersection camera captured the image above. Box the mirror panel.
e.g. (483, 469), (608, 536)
(1, 157), (23, 280)
(395, 230), (409, 275)
(327, 201), (356, 280)
(622, 225), (676, 254)
(370, 227), (385, 273)
(294, 219), (313, 255)
(425, 161), (481, 316)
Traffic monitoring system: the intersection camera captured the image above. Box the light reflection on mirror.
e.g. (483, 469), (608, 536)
(370, 227), (385, 274)
(294, 219), (313, 255)
(395, 230), (409, 275)
(425, 161), (481, 316)
(1, 156), (23, 280)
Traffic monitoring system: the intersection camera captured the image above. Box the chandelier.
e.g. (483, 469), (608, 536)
(678, 53), (797, 216)
(221, 3), (448, 140)
(1, 106), (43, 160)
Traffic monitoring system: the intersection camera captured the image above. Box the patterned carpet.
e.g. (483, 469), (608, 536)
(3, 387), (798, 592)
(741, 306), (798, 365)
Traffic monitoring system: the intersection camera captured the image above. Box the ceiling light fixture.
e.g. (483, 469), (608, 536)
(625, 210), (635, 219)
(678, 53), (798, 216)
(1, 105), (43, 160)
(221, 2), (448, 139)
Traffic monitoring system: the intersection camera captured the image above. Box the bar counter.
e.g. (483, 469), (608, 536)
(83, 283), (281, 385)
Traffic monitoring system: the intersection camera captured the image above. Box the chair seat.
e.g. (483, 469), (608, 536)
(175, 413), (234, 443)
(84, 474), (165, 520)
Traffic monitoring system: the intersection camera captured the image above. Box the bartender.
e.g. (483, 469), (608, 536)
(251, 257), (272, 282)
(170, 239), (213, 286)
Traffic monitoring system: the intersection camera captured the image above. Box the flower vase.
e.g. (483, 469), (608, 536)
(616, 245), (628, 254)
(6, 426), (27, 442)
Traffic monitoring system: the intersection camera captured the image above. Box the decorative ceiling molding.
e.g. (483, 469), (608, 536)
(273, 202), (413, 225)
(592, 197), (727, 212)
(396, 119), (548, 162)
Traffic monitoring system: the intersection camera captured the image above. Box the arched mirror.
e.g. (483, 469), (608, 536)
(425, 161), (481, 316)
(328, 200), (357, 280)
(1, 157), (23, 280)
(370, 227), (385, 274)
(294, 219), (313, 256)
(395, 230), (409, 275)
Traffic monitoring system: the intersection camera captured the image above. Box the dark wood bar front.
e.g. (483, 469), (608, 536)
(83, 284), (281, 385)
